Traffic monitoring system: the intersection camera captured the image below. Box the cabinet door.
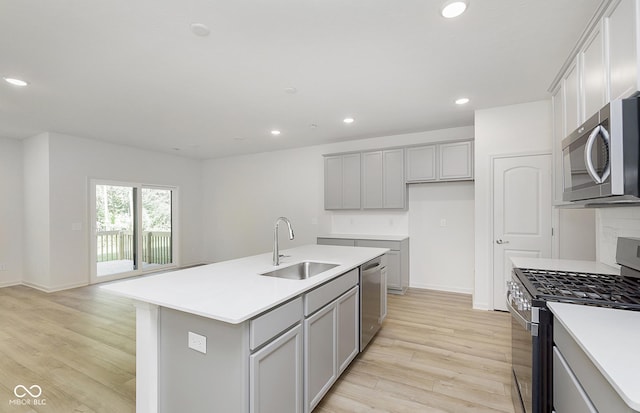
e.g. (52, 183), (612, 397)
(581, 24), (606, 120)
(324, 156), (343, 210)
(342, 153), (361, 209)
(439, 141), (473, 180)
(607, 0), (638, 100)
(406, 145), (437, 182)
(250, 324), (303, 413)
(362, 151), (384, 209)
(564, 60), (580, 133)
(383, 149), (405, 209)
(552, 85), (565, 205)
(304, 303), (337, 413)
(385, 251), (401, 291)
(336, 287), (359, 375)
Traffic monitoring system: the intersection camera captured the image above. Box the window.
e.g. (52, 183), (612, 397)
(90, 180), (176, 283)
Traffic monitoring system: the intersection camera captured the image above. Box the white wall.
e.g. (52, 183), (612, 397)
(25, 132), (203, 291)
(474, 100), (553, 309)
(0, 138), (25, 286)
(201, 126), (475, 293)
(408, 182), (475, 293)
(596, 208), (640, 267)
(558, 209), (596, 260)
(22, 133), (51, 288)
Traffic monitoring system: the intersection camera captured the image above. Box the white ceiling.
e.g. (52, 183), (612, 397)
(0, 0), (601, 159)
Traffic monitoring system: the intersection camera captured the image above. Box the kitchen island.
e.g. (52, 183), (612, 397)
(102, 244), (387, 413)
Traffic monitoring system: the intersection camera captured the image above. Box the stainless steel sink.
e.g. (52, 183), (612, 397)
(260, 261), (339, 280)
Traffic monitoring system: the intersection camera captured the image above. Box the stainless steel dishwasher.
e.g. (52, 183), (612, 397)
(360, 255), (384, 351)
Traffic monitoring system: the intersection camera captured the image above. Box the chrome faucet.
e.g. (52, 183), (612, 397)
(273, 217), (294, 266)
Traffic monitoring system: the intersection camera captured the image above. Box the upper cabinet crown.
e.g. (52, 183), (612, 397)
(550, 0), (640, 204)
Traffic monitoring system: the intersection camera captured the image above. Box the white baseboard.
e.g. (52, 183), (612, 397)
(0, 280), (22, 288)
(22, 280), (89, 293)
(409, 282), (473, 295)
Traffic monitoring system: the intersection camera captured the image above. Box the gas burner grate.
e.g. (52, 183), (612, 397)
(515, 268), (640, 310)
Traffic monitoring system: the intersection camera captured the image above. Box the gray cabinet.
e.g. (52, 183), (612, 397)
(438, 141), (473, 181)
(580, 23), (606, 121)
(250, 324), (303, 413)
(406, 145), (437, 182)
(607, 0), (638, 101)
(336, 287), (359, 374)
(304, 302), (337, 413)
(362, 148), (406, 209)
(324, 153), (361, 210)
(553, 316), (633, 413)
(317, 236), (409, 294)
(303, 272), (359, 413)
(405, 140), (474, 183)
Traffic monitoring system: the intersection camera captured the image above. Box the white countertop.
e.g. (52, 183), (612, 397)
(510, 257), (619, 275)
(101, 244), (387, 324)
(548, 302), (640, 411)
(318, 233), (409, 241)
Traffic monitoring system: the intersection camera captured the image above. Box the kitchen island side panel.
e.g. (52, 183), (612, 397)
(159, 307), (250, 413)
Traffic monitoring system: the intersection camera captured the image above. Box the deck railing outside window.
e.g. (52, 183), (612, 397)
(96, 230), (172, 265)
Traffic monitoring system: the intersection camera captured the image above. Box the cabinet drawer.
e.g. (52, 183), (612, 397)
(250, 297), (303, 351)
(317, 238), (356, 247)
(554, 319), (630, 413)
(553, 346), (597, 413)
(305, 269), (358, 317)
(355, 239), (400, 250)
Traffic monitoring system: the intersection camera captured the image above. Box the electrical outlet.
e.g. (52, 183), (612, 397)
(188, 332), (207, 354)
(0, 263), (6, 271)
(440, 218), (447, 227)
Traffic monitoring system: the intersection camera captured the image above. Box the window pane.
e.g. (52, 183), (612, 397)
(141, 188), (172, 269)
(96, 185), (136, 276)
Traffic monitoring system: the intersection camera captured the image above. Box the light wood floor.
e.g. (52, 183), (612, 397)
(0, 286), (513, 413)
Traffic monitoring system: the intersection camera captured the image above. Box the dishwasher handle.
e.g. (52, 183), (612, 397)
(362, 261), (381, 273)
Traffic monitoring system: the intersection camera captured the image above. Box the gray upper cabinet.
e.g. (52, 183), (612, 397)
(324, 153), (361, 210)
(405, 140), (474, 183)
(581, 23), (606, 121)
(362, 151), (384, 208)
(406, 145), (437, 182)
(607, 0), (638, 101)
(439, 141), (473, 180)
(362, 148), (406, 209)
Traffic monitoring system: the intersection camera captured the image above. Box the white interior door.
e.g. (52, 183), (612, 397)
(492, 154), (552, 310)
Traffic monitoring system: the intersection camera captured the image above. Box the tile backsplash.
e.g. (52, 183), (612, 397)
(597, 207), (640, 267)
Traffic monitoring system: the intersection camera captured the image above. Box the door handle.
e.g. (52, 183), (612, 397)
(584, 125), (611, 184)
(496, 239), (510, 244)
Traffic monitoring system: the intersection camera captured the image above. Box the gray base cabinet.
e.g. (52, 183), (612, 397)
(553, 316), (633, 413)
(158, 266), (371, 413)
(304, 272), (359, 413)
(250, 324), (303, 413)
(405, 140), (474, 183)
(318, 237), (409, 294)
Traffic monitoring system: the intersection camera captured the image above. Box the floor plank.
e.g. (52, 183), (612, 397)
(0, 285), (514, 412)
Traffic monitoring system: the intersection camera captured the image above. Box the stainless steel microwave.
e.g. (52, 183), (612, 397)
(562, 95), (640, 203)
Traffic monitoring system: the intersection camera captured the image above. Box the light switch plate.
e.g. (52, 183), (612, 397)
(188, 332), (207, 354)
(0, 263), (6, 271)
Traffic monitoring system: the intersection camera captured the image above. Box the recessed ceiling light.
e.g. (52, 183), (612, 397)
(441, 0), (468, 18)
(3, 77), (28, 87)
(271, 130), (281, 136)
(455, 97), (470, 105)
(190, 23), (211, 37)
(310, 124), (318, 129)
(343, 117), (355, 124)
(284, 87), (297, 94)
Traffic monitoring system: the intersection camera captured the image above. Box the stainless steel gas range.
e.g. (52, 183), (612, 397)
(507, 237), (640, 413)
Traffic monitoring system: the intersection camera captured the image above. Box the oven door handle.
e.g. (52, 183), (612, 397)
(506, 297), (538, 337)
